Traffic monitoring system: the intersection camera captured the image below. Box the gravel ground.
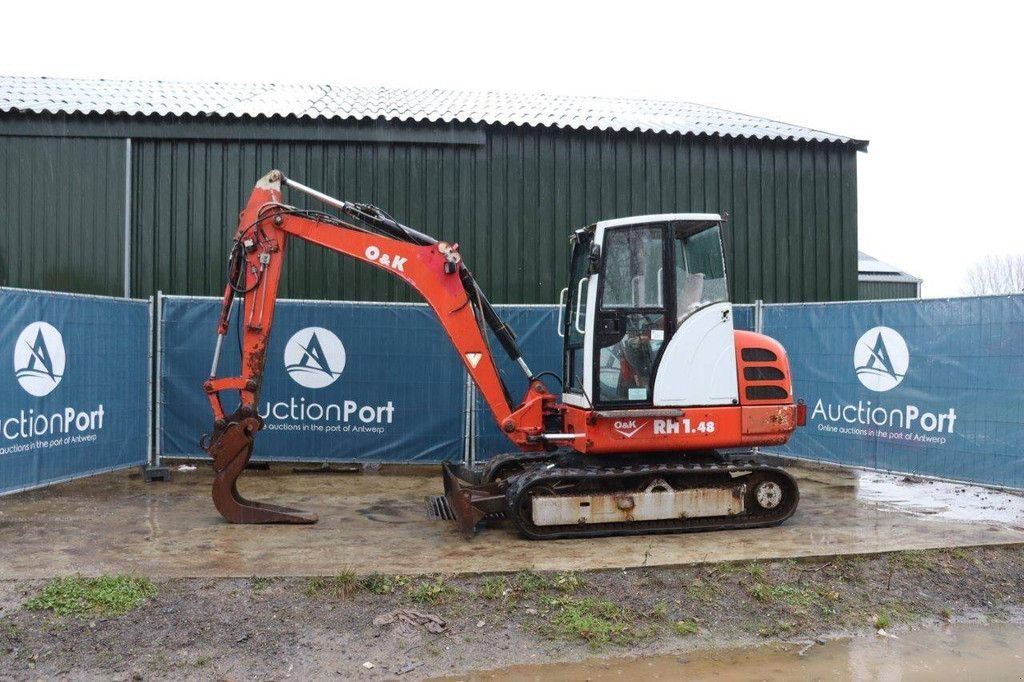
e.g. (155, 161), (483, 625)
(1, 544), (1022, 680)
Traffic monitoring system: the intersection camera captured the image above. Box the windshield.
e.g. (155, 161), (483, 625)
(674, 222), (727, 322)
(601, 227), (664, 309)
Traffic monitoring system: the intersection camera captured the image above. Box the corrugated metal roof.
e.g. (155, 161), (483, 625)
(0, 75), (867, 148)
(858, 251), (921, 283)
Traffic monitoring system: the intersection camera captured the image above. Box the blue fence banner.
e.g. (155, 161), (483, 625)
(0, 288), (150, 495)
(159, 297), (466, 463)
(733, 303), (754, 332)
(158, 294), (1024, 489)
(473, 306), (563, 461)
(764, 295), (1024, 489)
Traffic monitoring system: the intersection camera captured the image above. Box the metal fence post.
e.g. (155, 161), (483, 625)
(122, 138), (132, 299)
(752, 299), (764, 459)
(146, 295), (154, 465)
(465, 379), (478, 467)
(155, 291), (163, 464)
(141, 291), (170, 482)
(462, 372), (473, 466)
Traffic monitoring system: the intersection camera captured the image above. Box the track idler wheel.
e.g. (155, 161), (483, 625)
(205, 417), (318, 524)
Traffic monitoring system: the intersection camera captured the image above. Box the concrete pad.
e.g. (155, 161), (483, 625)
(1, 462), (1022, 579)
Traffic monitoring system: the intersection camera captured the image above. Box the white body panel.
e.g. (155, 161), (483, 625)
(653, 301), (739, 406)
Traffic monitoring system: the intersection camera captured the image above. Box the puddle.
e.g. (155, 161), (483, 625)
(856, 471), (1024, 524)
(440, 623), (1024, 681)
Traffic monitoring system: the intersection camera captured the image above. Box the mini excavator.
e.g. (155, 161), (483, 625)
(202, 170), (805, 539)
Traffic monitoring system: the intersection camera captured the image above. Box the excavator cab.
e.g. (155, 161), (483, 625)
(560, 215), (738, 411)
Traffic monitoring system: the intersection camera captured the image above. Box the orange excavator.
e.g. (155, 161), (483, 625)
(202, 170), (805, 539)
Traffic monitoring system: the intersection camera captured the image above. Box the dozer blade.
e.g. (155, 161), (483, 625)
(441, 461), (505, 538)
(207, 418), (318, 524)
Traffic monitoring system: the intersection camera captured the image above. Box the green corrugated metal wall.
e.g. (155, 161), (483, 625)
(0, 136), (126, 295)
(858, 280), (920, 300)
(2, 118), (859, 304)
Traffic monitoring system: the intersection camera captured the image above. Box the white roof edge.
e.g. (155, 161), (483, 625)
(596, 213), (723, 229)
(859, 274), (923, 284)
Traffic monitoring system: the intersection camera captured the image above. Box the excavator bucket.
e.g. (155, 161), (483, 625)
(207, 418), (318, 524)
(441, 462), (506, 537)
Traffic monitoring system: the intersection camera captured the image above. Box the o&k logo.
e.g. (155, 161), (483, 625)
(854, 326), (909, 392)
(14, 322), (66, 397)
(612, 420), (647, 438)
(284, 327), (346, 389)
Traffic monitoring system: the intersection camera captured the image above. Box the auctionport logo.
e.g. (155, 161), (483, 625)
(284, 327), (346, 389)
(854, 326), (908, 392)
(14, 322), (66, 397)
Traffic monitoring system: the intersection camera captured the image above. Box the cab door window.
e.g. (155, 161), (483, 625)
(596, 226), (666, 404)
(562, 235), (590, 395)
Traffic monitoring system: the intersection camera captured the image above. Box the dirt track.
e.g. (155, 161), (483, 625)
(1, 545), (1021, 680)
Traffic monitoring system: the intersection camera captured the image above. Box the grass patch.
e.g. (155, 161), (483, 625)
(757, 620), (795, 638)
(949, 547), (971, 561)
(874, 612), (891, 629)
(708, 562), (743, 577)
(24, 575), (157, 617)
(538, 596), (653, 649)
(947, 547), (984, 568)
(361, 573), (408, 595)
(651, 601), (669, 619)
(673, 618), (699, 636)
(514, 571), (548, 593)
(333, 569), (357, 597)
(305, 569), (358, 599)
(249, 576), (272, 593)
(479, 576), (508, 600)
(745, 563), (767, 581)
(407, 577), (455, 604)
(890, 550), (933, 572)
(686, 578), (720, 604)
(830, 554), (868, 583)
(478, 571), (582, 601)
(304, 577), (328, 597)
(747, 582), (838, 615)
(552, 572), (584, 593)
(194, 655), (211, 667)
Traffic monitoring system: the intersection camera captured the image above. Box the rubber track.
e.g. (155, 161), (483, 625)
(504, 459), (799, 540)
(480, 451), (562, 483)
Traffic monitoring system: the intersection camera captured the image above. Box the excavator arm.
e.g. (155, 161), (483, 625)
(202, 170), (555, 523)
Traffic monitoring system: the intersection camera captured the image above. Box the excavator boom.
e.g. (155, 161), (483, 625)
(203, 171), (553, 523)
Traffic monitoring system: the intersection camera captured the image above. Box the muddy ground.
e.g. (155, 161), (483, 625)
(1, 544), (1022, 680)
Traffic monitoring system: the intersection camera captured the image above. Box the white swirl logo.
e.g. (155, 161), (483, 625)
(14, 322), (66, 397)
(853, 326), (909, 392)
(283, 327), (346, 389)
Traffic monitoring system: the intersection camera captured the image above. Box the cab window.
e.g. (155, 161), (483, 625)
(674, 222), (727, 323)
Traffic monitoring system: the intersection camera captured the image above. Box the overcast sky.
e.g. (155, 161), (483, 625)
(3, 1), (1021, 297)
